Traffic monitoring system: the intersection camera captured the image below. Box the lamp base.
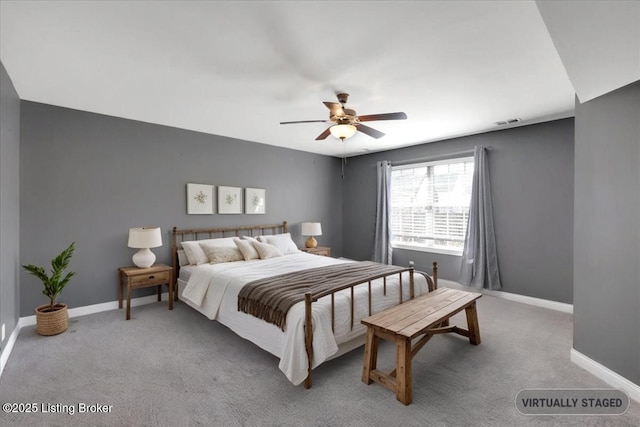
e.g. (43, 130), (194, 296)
(132, 248), (156, 269)
(305, 236), (318, 249)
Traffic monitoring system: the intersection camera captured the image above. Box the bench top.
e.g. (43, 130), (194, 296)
(361, 287), (482, 340)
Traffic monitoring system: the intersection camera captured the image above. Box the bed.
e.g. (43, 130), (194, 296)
(172, 221), (437, 388)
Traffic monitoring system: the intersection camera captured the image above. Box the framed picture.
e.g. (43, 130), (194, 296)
(245, 188), (266, 214)
(218, 186), (242, 214)
(187, 183), (214, 214)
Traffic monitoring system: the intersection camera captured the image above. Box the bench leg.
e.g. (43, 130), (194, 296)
(465, 302), (481, 345)
(362, 327), (379, 385)
(396, 338), (412, 405)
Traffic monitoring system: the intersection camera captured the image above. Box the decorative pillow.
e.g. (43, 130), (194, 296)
(181, 241), (209, 265)
(200, 242), (244, 264)
(234, 238), (260, 261)
(181, 237), (238, 265)
(257, 233), (299, 255)
(177, 249), (189, 267)
(252, 240), (283, 259)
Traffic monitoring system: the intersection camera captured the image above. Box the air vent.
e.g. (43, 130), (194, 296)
(495, 118), (522, 126)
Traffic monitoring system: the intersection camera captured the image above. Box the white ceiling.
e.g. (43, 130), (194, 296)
(0, 1), (577, 158)
(536, 0), (640, 104)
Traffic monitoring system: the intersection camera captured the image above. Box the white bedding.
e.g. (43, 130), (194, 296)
(178, 252), (429, 385)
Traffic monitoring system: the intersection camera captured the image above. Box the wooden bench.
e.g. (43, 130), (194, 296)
(361, 287), (482, 405)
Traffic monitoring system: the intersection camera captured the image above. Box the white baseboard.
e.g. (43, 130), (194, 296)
(0, 323), (21, 378)
(570, 348), (640, 403)
(18, 292), (169, 327)
(1, 292), (169, 379)
(440, 279), (573, 313)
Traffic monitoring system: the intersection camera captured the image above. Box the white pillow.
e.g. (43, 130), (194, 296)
(200, 242), (244, 264)
(234, 238), (260, 261)
(253, 240), (283, 259)
(177, 249), (189, 267)
(198, 237), (237, 248)
(181, 241), (209, 265)
(257, 233), (299, 255)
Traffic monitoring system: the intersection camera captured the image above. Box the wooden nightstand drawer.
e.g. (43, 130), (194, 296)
(129, 270), (171, 287)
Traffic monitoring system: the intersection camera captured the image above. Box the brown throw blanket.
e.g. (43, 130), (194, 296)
(237, 261), (409, 331)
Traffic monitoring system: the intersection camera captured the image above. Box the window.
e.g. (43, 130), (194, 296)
(390, 157), (474, 255)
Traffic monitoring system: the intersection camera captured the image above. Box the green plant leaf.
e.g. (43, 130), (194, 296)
(23, 242), (76, 306)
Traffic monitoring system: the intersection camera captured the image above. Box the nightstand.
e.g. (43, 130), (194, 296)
(118, 264), (174, 320)
(300, 246), (331, 257)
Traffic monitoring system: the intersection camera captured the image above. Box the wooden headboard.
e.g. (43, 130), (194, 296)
(171, 221), (288, 277)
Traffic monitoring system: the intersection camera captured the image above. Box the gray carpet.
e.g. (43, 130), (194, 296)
(1, 291), (638, 427)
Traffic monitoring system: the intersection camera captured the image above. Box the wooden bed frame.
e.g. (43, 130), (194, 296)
(171, 221), (438, 388)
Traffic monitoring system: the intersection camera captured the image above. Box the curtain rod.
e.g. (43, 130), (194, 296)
(379, 146), (493, 167)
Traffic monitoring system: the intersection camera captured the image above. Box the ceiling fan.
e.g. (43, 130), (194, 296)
(280, 93), (407, 141)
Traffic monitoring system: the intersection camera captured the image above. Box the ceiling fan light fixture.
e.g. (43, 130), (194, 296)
(329, 124), (357, 141)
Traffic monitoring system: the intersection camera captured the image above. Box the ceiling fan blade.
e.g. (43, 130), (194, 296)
(280, 119), (327, 125)
(315, 127), (332, 140)
(357, 112), (407, 122)
(357, 124), (386, 139)
(323, 102), (345, 118)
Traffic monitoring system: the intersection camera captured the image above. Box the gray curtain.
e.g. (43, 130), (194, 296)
(372, 160), (393, 264)
(459, 146), (501, 289)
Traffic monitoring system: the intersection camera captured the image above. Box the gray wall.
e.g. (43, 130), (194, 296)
(574, 83), (640, 384)
(19, 102), (343, 316)
(0, 62), (20, 350)
(343, 119), (575, 303)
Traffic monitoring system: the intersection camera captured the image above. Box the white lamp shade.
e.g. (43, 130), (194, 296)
(128, 227), (162, 249)
(301, 222), (322, 236)
(329, 124), (357, 140)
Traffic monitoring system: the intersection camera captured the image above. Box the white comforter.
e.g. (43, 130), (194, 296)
(180, 252), (428, 385)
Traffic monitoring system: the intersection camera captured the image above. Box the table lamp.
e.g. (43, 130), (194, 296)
(301, 222), (322, 249)
(128, 227), (162, 268)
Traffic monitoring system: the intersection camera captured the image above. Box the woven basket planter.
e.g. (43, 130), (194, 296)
(35, 303), (68, 336)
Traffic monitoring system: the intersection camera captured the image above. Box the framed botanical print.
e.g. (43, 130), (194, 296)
(187, 183), (214, 214)
(245, 188), (266, 214)
(218, 186), (242, 214)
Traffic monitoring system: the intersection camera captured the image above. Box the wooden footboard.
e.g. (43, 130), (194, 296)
(302, 262), (438, 389)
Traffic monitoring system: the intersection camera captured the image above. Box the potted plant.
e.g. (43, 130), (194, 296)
(22, 242), (76, 336)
